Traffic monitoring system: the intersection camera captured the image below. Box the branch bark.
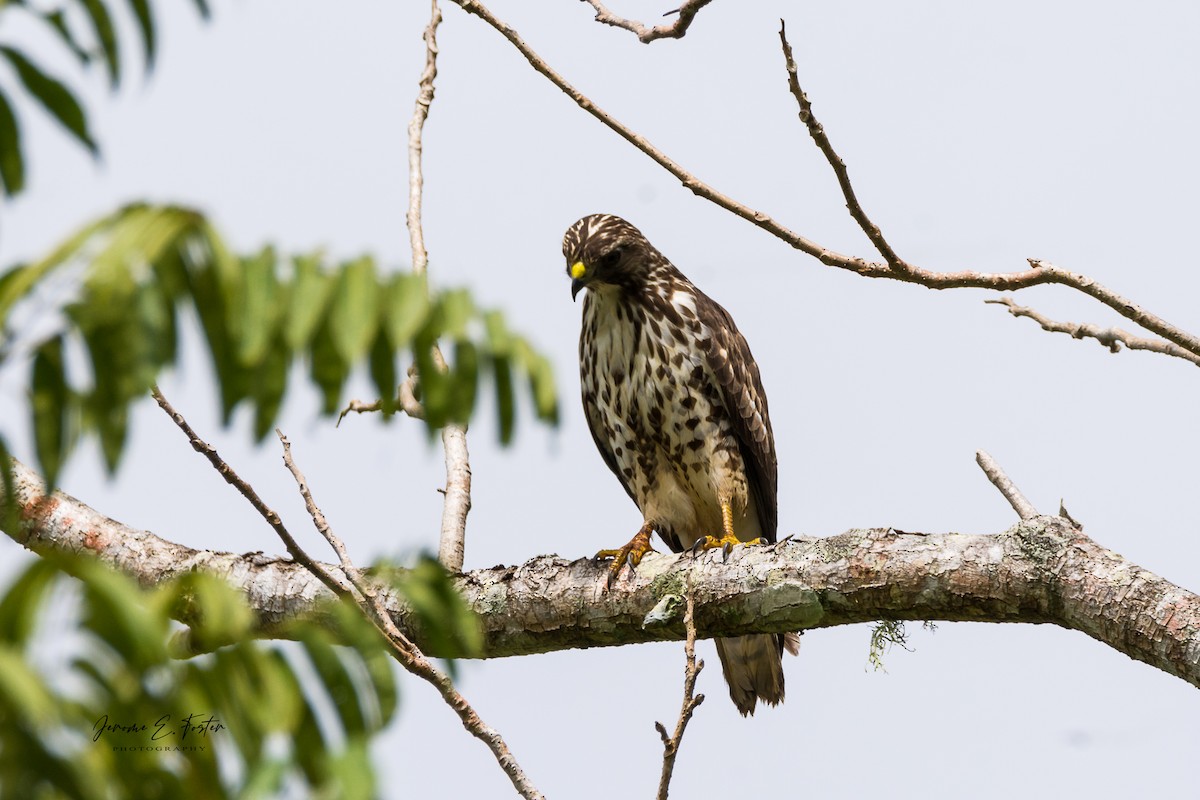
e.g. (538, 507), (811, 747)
(8, 457), (1199, 690)
(582, 0), (714, 43)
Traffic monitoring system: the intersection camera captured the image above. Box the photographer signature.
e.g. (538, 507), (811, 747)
(92, 713), (226, 742)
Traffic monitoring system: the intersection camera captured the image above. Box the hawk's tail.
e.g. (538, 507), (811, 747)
(714, 632), (801, 716)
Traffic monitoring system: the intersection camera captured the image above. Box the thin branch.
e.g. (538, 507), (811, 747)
(276, 429), (543, 800)
(777, 21), (904, 269)
(985, 296), (1200, 368)
(337, 376), (427, 426)
(655, 591), (705, 800)
(407, 0), (440, 277)
(408, 0), (472, 574)
(446, 1), (1200, 364)
(150, 385), (354, 598)
(583, 0), (714, 43)
(975, 450), (1038, 521)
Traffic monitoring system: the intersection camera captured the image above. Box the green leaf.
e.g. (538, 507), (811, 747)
(0, 646), (60, 728)
(185, 254), (248, 422)
(126, 0), (156, 69)
(240, 758), (289, 799)
(251, 341), (289, 441)
(74, 317), (135, 473)
(413, 336), (448, 428)
(328, 256), (380, 364)
(326, 599), (397, 727)
(324, 737), (375, 800)
(0, 89), (25, 196)
(164, 572), (254, 652)
(77, 558), (169, 670)
(190, 0), (211, 19)
(450, 340), (478, 422)
(292, 694), (330, 787)
(30, 335), (69, 487)
(527, 350), (559, 425)
(368, 329), (396, 417)
(235, 246), (281, 367)
(0, 436), (19, 535)
(392, 555), (482, 663)
(383, 272), (428, 351)
(0, 559), (59, 647)
(0, 209), (114, 322)
(284, 254), (333, 351)
(79, 0), (120, 88)
(39, 10), (92, 65)
(492, 355), (515, 444)
(136, 279), (176, 370)
(297, 630), (369, 737)
(309, 319), (349, 415)
(439, 288), (476, 340)
(0, 45), (97, 154)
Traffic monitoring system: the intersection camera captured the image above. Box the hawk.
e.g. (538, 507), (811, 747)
(563, 213), (798, 716)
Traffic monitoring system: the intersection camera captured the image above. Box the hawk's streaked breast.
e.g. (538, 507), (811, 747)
(579, 275), (760, 552)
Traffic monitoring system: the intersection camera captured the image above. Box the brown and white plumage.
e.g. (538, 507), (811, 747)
(563, 213), (796, 716)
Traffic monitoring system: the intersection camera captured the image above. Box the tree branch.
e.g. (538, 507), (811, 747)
(985, 296), (1200, 368)
(408, 0), (472, 574)
(337, 376), (427, 425)
(777, 20), (902, 269)
(582, 0), (714, 43)
(446, 1), (1200, 364)
(9, 456), (1199, 690)
(975, 449), (1038, 521)
(655, 591), (704, 800)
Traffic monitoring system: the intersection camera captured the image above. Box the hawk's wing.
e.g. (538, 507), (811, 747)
(581, 390), (637, 504)
(695, 292), (778, 542)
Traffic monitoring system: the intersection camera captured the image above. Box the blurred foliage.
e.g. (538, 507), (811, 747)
(380, 555), (483, 673)
(0, 553), (399, 800)
(0, 203), (559, 487)
(0, 0), (211, 197)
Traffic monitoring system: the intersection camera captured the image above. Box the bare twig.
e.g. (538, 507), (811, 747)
(985, 296), (1200, 368)
(337, 376), (427, 426)
(150, 385), (353, 597)
(446, 1), (1200, 364)
(276, 429), (543, 800)
(655, 591), (705, 800)
(778, 21), (904, 269)
(407, 1), (440, 276)
(408, 0), (472, 574)
(975, 450), (1038, 521)
(583, 0), (714, 43)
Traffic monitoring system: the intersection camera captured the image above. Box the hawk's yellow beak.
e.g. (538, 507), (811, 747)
(570, 261), (588, 301)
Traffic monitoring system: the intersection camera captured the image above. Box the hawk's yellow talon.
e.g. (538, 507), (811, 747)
(595, 523), (656, 587)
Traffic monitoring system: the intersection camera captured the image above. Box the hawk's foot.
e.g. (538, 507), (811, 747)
(691, 531), (766, 563)
(595, 523), (657, 588)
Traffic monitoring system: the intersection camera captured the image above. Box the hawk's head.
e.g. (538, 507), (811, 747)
(562, 214), (663, 301)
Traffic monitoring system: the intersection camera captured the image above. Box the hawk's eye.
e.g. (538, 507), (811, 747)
(598, 247), (623, 271)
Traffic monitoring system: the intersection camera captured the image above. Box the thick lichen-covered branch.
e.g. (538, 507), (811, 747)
(6, 457), (1199, 689)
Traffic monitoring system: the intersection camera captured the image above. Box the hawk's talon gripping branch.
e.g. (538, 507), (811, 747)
(595, 521), (657, 587)
(691, 502), (765, 561)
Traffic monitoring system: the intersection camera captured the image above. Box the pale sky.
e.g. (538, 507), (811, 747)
(2, 1), (1198, 797)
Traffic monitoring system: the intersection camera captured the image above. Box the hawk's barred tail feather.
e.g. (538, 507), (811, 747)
(715, 634), (792, 717)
